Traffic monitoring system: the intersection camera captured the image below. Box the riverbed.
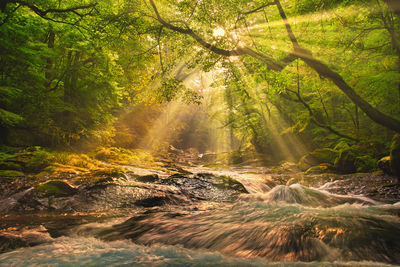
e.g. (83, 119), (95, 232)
(1, 163), (400, 266)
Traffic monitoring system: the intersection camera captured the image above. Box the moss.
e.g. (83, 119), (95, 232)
(94, 147), (157, 168)
(305, 164), (332, 174)
(0, 170), (24, 177)
(378, 156), (391, 174)
(0, 160), (22, 170)
(43, 163), (88, 175)
(25, 149), (55, 172)
(299, 148), (339, 172)
(355, 155), (377, 173)
(334, 149), (357, 174)
(298, 154), (319, 171)
(36, 180), (77, 196)
(94, 147), (120, 161)
(309, 148), (338, 164)
(0, 151), (16, 161)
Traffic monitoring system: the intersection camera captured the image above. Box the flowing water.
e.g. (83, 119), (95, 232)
(1, 166), (400, 266)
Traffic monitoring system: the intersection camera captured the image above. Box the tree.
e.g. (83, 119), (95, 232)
(146, 0), (400, 133)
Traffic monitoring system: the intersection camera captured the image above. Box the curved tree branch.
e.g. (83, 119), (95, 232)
(6, 0), (98, 17)
(149, 0), (400, 133)
(148, 0), (295, 71)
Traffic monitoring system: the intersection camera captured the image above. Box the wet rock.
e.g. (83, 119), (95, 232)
(136, 174), (159, 183)
(134, 193), (188, 207)
(0, 226), (53, 253)
(390, 134), (400, 177)
(212, 175), (248, 193)
(160, 173), (248, 202)
(134, 196), (167, 207)
(36, 180), (77, 197)
(378, 156), (391, 174)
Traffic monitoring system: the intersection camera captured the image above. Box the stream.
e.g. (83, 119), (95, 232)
(1, 164), (400, 266)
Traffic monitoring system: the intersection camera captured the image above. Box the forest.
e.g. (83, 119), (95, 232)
(1, 0), (400, 266)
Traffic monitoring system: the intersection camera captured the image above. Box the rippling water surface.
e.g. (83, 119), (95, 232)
(1, 168), (400, 266)
(0, 236), (395, 267)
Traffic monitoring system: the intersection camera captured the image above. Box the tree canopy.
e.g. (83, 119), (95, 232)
(1, 0), (399, 160)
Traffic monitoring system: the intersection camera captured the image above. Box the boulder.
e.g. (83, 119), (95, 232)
(298, 148), (339, 171)
(334, 149), (357, 173)
(213, 175), (248, 193)
(0, 226), (53, 253)
(378, 156), (391, 174)
(36, 180), (77, 197)
(136, 174), (159, 183)
(390, 134), (400, 176)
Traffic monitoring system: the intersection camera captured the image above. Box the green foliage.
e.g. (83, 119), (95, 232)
(378, 156), (391, 174)
(26, 148), (55, 172)
(0, 0), (399, 171)
(94, 147), (156, 167)
(0, 170), (24, 177)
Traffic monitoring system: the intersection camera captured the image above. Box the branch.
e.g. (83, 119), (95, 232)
(157, 26), (164, 74)
(241, 2), (276, 16)
(285, 88), (359, 141)
(9, 1), (98, 18)
(0, 4), (20, 26)
(148, 0), (291, 71)
(274, 0), (400, 133)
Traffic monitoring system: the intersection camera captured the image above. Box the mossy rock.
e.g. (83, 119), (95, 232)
(334, 149), (357, 174)
(136, 174), (159, 183)
(213, 175), (248, 193)
(355, 155), (377, 173)
(305, 164), (333, 175)
(298, 154), (319, 171)
(299, 148), (339, 171)
(36, 180), (77, 197)
(0, 170), (24, 177)
(25, 149), (55, 172)
(44, 163), (88, 175)
(390, 134), (400, 176)
(310, 148), (338, 164)
(94, 147), (120, 161)
(378, 156), (391, 174)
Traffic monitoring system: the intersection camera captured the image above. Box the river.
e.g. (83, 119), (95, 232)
(0, 164), (399, 266)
